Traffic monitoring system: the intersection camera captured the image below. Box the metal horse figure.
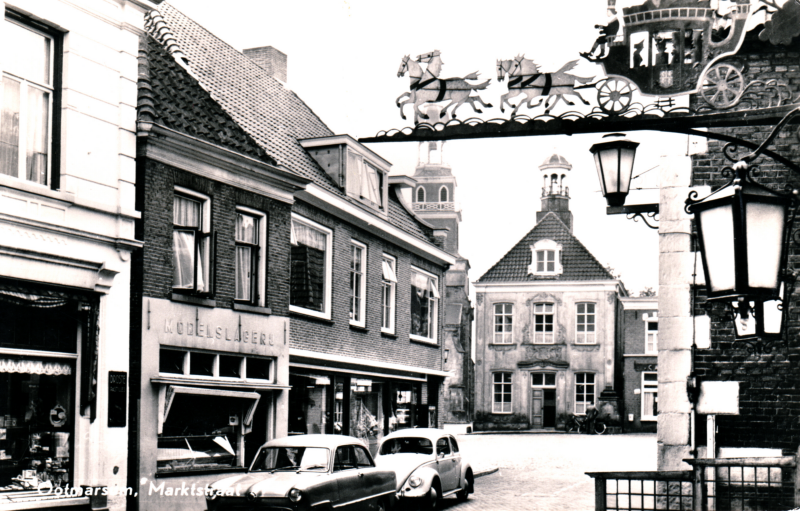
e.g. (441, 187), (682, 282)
(497, 56), (594, 116)
(397, 53), (492, 124)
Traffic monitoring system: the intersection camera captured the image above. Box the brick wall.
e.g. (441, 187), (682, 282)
(135, 159), (292, 313)
(290, 200), (444, 372)
(690, 32), (800, 451)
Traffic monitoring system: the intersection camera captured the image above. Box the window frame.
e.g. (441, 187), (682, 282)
(492, 372), (513, 414)
(1, 14), (59, 188)
(528, 239), (563, 276)
(493, 303), (514, 344)
(416, 186), (425, 203)
(641, 371), (658, 421)
(235, 206), (267, 306)
(381, 254), (397, 334)
(409, 266), (439, 344)
(574, 372), (596, 415)
(644, 314), (658, 354)
(575, 302), (597, 344)
(172, 187), (214, 296)
(289, 213), (333, 320)
(158, 348), (274, 382)
(439, 185), (448, 202)
(349, 240), (367, 327)
(531, 372), (556, 387)
(533, 303), (555, 344)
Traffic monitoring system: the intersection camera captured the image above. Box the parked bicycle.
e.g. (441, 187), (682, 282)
(565, 414), (607, 434)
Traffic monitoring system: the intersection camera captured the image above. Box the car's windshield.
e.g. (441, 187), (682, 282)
(379, 437), (433, 455)
(251, 447), (330, 471)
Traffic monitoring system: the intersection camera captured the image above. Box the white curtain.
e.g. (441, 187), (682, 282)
(236, 246), (251, 300)
(25, 87), (48, 184)
(174, 195), (201, 227)
(292, 220), (326, 250)
(173, 230), (195, 289)
(0, 359), (71, 375)
(0, 76), (20, 177)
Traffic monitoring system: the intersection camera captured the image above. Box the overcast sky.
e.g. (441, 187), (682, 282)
(162, 0), (715, 295)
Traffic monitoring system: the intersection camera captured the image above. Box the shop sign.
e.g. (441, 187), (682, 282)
(108, 371), (127, 428)
(147, 298), (285, 356)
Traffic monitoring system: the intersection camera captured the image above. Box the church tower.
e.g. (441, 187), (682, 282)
(411, 141), (461, 255)
(537, 153), (573, 232)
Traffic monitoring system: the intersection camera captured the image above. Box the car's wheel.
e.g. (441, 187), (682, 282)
(457, 471), (473, 501)
(425, 480), (441, 510)
(594, 421), (607, 435)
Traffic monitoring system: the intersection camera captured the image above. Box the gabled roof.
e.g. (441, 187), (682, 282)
(143, 4), (433, 243)
(477, 212), (614, 283)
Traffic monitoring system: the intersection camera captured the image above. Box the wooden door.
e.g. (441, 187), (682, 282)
(531, 388), (543, 428)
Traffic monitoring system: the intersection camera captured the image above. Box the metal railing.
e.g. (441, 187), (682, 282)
(412, 201), (460, 212)
(586, 471), (694, 511)
(588, 457), (798, 511)
(686, 457), (796, 511)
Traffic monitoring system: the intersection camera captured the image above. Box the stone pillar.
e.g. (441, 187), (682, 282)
(657, 153), (695, 470)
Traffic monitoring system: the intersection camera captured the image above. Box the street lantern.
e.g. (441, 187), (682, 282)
(686, 161), (795, 303)
(590, 133), (640, 208)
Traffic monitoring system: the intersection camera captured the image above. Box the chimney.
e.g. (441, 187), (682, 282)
(243, 46), (287, 82)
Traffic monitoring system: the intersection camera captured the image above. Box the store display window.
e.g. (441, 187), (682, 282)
(156, 387), (260, 474)
(389, 382), (421, 431)
(288, 374), (329, 435)
(349, 379), (382, 455)
(0, 367), (74, 493)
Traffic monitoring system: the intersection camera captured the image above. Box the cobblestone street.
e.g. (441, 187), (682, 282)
(438, 432), (657, 511)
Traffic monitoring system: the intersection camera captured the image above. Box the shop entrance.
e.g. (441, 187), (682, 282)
(530, 373), (557, 429)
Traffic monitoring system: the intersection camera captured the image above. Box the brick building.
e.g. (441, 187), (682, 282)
(473, 154), (626, 431)
(0, 1), (156, 510)
(685, 29), (800, 459)
(620, 297), (658, 433)
(135, 9), (454, 499)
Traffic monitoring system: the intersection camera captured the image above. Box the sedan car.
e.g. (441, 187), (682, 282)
(205, 434), (396, 511)
(375, 429), (473, 509)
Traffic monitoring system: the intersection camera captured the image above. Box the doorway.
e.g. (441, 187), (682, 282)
(531, 373), (557, 428)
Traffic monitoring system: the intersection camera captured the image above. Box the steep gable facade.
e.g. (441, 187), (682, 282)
(473, 156), (625, 431)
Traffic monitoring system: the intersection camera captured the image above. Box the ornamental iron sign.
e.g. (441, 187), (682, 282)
(373, 0), (799, 143)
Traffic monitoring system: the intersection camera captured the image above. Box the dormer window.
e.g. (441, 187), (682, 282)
(528, 239), (563, 276)
(300, 135), (391, 215)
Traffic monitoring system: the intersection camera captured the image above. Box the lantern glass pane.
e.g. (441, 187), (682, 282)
(599, 149), (621, 194)
(618, 147), (635, 195)
(733, 302), (756, 337)
(594, 153), (606, 195)
(746, 202), (785, 292)
(699, 204), (736, 293)
(763, 297), (782, 335)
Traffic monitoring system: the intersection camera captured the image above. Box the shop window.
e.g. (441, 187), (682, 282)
(350, 378), (382, 454)
(290, 214), (332, 319)
(493, 303), (513, 344)
(1, 14), (60, 187)
(349, 241), (366, 327)
(642, 372), (658, 421)
(576, 303), (596, 344)
(381, 255), (396, 334)
(410, 267), (439, 343)
(235, 208), (266, 306)
(575, 373), (595, 415)
(157, 387), (260, 474)
(159, 349), (272, 382)
(173, 188), (214, 295)
(534, 303), (555, 344)
(390, 382), (420, 432)
(0, 368), (74, 492)
(492, 372), (512, 414)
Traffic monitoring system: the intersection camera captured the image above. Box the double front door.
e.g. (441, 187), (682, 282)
(530, 372), (556, 428)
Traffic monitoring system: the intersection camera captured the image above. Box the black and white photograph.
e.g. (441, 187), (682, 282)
(0, 0), (798, 510)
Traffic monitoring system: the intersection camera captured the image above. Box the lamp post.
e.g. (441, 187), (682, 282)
(590, 133), (659, 228)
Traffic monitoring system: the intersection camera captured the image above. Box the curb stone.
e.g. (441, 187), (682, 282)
(474, 467), (498, 478)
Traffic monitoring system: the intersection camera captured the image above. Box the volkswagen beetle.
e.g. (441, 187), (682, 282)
(205, 434), (396, 511)
(375, 429), (473, 509)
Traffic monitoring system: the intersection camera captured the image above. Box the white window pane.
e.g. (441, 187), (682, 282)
(197, 234), (211, 293)
(235, 246), (252, 300)
(25, 86), (48, 184)
(236, 213), (257, 244)
(4, 21), (51, 85)
(429, 278), (440, 299)
(174, 196), (201, 227)
(382, 259), (397, 282)
(173, 230), (195, 289)
(0, 77), (20, 177)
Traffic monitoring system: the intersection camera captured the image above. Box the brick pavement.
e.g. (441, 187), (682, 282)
(438, 432), (658, 511)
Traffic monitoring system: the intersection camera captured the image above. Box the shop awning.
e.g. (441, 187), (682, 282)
(290, 348), (451, 380)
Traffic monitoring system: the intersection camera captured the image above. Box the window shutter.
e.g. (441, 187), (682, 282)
(209, 231), (217, 295)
